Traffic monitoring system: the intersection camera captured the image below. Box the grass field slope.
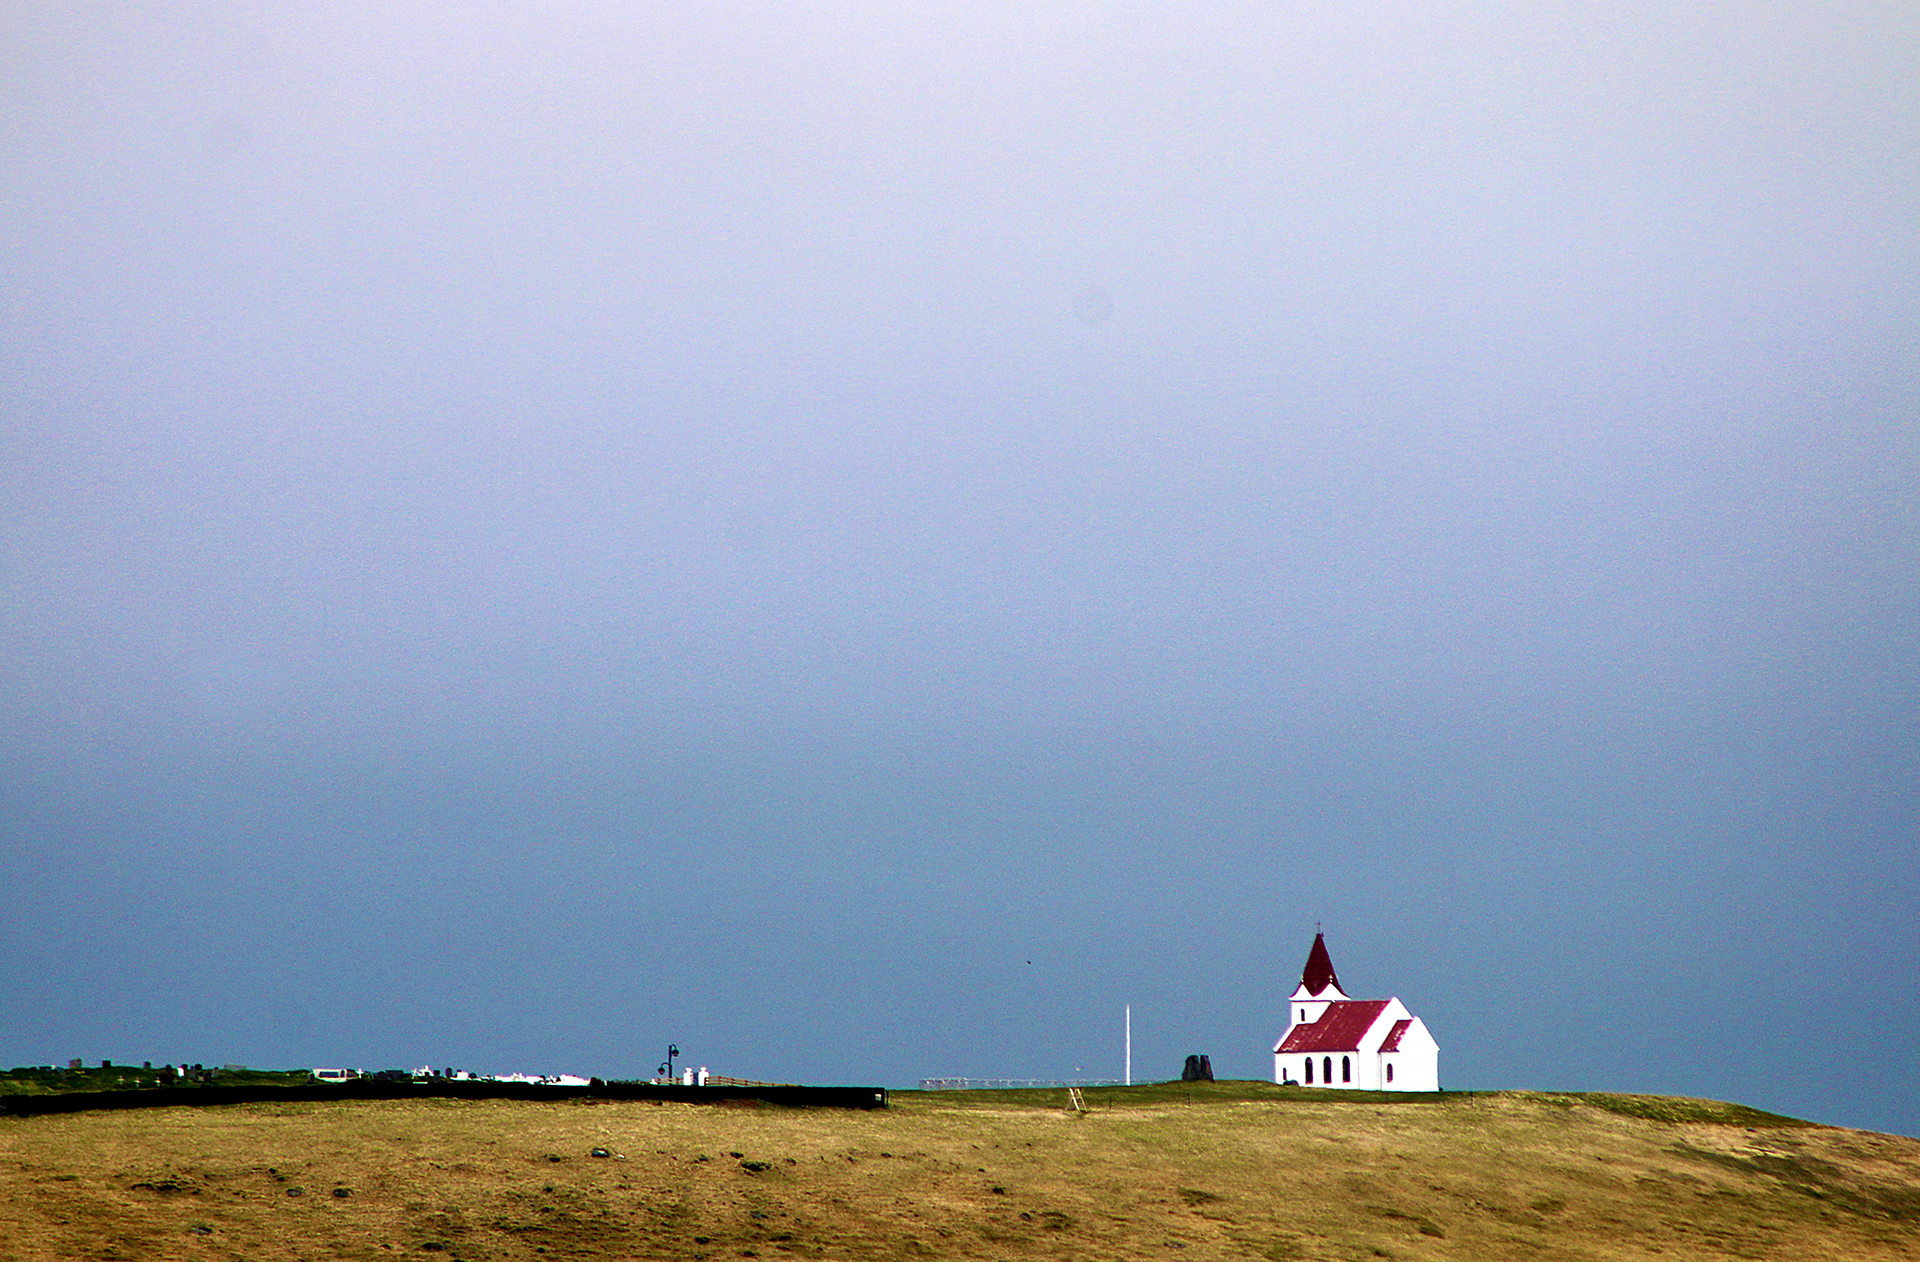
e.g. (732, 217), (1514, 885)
(2, 1080), (1916, 1260)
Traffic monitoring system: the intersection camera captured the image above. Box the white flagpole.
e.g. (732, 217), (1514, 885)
(1125, 1003), (1131, 1086)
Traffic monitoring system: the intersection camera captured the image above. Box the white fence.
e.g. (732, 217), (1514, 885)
(917, 1078), (1124, 1090)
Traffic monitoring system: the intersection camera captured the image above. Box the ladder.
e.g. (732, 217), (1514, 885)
(1066, 1085), (1087, 1114)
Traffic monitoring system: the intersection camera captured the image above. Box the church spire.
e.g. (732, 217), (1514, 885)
(1301, 931), (1342, 997)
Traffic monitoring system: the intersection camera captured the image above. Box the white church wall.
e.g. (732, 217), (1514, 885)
(1386, 1017), (1440, 1091)
(1288, 992), (1341, 1026)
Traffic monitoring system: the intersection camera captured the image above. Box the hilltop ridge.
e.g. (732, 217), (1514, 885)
(2, 1081), (1915, 1260)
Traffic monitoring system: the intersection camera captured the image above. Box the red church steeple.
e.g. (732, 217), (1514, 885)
(1300, 931), (1342, 998)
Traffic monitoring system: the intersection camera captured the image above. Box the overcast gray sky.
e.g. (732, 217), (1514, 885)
(3, 1), (1916, 1133)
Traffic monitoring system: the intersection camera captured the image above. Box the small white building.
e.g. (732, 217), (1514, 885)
(1272, 933), (1439, 1091)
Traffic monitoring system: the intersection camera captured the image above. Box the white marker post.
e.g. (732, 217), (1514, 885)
(1125, 1003), (1131, 1086)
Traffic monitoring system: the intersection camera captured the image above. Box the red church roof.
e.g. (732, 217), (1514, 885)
(1300, 932), (1342, 997)
(1377, 1018), (1413, 1052)
(1276, 1000), (1391, 1053)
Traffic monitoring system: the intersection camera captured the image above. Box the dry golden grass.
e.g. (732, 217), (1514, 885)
(2, 1083), (1917, 1261)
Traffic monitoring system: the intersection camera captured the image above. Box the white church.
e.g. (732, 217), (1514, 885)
(1273, 933), (1439, 1091)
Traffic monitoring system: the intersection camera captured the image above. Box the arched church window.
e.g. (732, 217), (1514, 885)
(1322, 1056), (1332, 1084)
(1341, 1057), (1351, 1082)
(1304, 1059), (1313, 1084)
(1385, 1063), (1394, 1084)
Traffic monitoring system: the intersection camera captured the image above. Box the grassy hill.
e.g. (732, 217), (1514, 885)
(1, 1080), (1916, 1260)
